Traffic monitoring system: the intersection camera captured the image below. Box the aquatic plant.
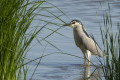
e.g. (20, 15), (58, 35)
(100, 8), (120, 80)
(0, 0), (66, 80)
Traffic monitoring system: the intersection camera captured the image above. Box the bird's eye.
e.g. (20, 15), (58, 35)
(72, 22), (75, 24)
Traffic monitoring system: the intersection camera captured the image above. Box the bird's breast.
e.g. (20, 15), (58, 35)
(73, 29), (86, 50)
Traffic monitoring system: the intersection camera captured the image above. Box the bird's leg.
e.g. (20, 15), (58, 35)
(87, 50), (91, 66)
(88, 60), (90, 66)
(83, 54), (86, 65)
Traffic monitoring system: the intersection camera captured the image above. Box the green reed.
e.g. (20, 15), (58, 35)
(0, 0), (66, 80)
(100, 10), (120, 80)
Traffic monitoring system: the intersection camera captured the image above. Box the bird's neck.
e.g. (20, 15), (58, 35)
(73, 26), (86, 38)
(74, 26), (84, 32)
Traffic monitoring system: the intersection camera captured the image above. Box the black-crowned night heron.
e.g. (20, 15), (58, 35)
(64, 20), (103, 66)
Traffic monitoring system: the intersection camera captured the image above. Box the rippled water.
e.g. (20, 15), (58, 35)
(27, 0), (120, 80)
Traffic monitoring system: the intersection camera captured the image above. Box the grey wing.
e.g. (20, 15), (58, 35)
(82, 29), (103, 57)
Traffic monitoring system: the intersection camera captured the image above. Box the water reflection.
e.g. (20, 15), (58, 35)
(29, 63), (104, 80)
(80, 65), (103, 80)
(83, 66), (91, 80)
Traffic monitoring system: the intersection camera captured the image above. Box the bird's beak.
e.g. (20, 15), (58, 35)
(63, 23), (70, 26)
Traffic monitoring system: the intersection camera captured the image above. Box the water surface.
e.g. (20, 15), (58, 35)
(27, 0), (120, 80)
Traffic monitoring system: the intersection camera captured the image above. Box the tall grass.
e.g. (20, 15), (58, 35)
(100, 9), (120, 80)
(0, 0), (66, 80)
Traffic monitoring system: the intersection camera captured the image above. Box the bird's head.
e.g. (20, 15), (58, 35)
(63, 19), (82, 28)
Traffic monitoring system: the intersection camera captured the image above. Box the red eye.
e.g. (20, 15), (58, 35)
(72, 22), (75, 24)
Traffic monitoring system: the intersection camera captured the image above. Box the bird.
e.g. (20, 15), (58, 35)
(63, 19), (103, 66)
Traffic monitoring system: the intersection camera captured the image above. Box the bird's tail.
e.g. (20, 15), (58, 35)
(98, 50), (108, 57)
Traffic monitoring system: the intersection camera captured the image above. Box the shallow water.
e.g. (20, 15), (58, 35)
(27, 0), (120, 80)
(28, 63), (103, 80)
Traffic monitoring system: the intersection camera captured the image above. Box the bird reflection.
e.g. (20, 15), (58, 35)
(81, 65), (102, 80)
(83, 66), (91, 80)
